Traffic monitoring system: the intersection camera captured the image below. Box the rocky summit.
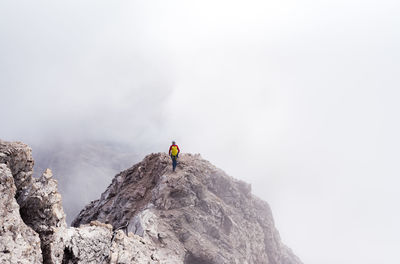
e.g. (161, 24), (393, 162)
(0, 139), (302, 264)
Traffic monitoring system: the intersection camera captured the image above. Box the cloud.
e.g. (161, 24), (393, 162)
(1, 1), (400, 264)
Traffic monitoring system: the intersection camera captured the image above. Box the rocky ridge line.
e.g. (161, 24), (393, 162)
(0, 139), (302, 264)
(73, 153), (303, 264)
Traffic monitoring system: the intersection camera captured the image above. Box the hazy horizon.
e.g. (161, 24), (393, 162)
(1, 1), (400, 263)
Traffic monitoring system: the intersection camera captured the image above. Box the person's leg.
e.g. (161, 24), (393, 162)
(171, 156), (177, 171)
(173, 158), (177, 171)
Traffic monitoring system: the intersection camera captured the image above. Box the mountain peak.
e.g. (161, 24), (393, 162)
(73, 152), (302, 264)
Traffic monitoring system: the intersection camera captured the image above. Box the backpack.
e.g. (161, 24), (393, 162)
(171, 145), (179, 156)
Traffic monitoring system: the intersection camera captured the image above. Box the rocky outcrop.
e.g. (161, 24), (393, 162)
(17, 168), (67, 264)
(73, 153), (303, 264)
(0, 140), (67, 263)
(1, 140), (164, 264)
(0, 139), (302, 264)
(0, 163), (42, 264)
(62, 220), (177, 264)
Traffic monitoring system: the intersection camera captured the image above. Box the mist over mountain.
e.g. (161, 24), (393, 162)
(32, 140), (141, 224)
(1, 1), (400, 263)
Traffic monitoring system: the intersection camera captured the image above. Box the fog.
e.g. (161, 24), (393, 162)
(1, 1), (400, 263)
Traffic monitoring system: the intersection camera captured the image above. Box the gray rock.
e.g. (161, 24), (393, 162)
(0, 164), (42, 264)
(1, 140), (67, 264)
(0, 140), (184, 264)
(73, 153), (303, 264)
(63, 220), (181, 264)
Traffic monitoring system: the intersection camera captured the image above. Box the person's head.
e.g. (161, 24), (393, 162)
(172, 141), (176, 145)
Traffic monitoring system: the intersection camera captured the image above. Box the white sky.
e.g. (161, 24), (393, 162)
(1, 1), (400, 263)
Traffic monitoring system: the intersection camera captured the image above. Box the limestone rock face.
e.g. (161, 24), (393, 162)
(63, 220), (179, 264)
(0, 163), (42, 263)
(73, 153), (303, 264)
(17, 168), (68, 264)
(1, 140), (67, 264)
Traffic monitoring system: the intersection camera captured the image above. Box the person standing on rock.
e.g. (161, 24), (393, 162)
(168, 141), (180, 172)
